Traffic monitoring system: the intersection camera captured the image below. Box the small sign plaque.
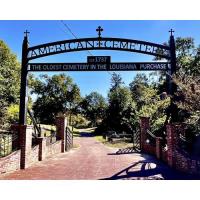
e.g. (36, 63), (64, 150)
(87, 56), (111, 64)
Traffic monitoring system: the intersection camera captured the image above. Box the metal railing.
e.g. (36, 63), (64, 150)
(0, 131), (19, 158)
(65, 127), (73, 151)
(177, 130), (192, 153)
(44, 129), (57, 146)
(146, 129), (156, 145)
(133, 127), (141, 149)
(28, 109), (41, 138)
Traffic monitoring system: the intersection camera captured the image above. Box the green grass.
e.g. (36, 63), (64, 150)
(72, 143), (80, 149)
(94, 135), (134, 148)
(39, 124), (56, 137)
(71, 127), (134, 149)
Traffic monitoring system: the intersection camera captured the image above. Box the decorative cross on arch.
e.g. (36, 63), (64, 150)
(96, 26), (103, 38)
(24, 30), (30, 37)
(169, 29), (174, 36)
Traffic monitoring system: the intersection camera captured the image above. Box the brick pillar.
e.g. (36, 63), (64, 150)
(11, 125), (20, 150)
(19, 125), (33, 169)
(166, 124), (179, 167)
(56, 116), (67, 153)
(156, 137), (162, 159)
(38, 137), (46, 161)
(140, 117), (150, 151)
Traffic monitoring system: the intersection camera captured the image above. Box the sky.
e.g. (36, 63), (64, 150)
(1, 20), (200, 98)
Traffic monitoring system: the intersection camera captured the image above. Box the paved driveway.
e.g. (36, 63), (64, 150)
(0, 134), (197, 180)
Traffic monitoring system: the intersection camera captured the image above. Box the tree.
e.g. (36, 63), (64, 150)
(153, 37), (200, 127)
(172, 74), (200, 125)
(0, 40), (20, 128)
(80, 92), (107, 126)
(106, 86), (136, 133)
(154, 37), (200, 94)
(31, 74), (81, 124)
(129, 73), (170, 133)
(97, 73), (136, 134)
(110, 72), (124, 91)
(129, 74), (149, 110)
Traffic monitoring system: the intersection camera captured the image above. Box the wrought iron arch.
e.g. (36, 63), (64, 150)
(27, 37), (170, 61)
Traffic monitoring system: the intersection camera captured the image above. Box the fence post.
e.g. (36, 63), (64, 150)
(55, 116), (67, 153)
(140, 117), (150, 151)
(38, 137), (46, 161)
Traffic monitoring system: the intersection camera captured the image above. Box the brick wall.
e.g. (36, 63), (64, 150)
(161, 148), (168, 163)
(45, 141), (62, 158)
(0, 150), (21, 175)
(55, 116), (66, 152)
(0, 116), (71, 176)
(166, 123), (200, 176)
(19, 125), (33, 169)
(140, 118), (200, 176)
(28, 145), (40, 167)
(143, 143), (156, 155)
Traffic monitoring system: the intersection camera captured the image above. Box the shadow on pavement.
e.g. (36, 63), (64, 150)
(100, 156), (200, 180)
(108, 147), (141, 155)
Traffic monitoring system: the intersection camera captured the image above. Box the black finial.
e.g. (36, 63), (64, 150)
(24, 30), (30, 38)
(96, 26), (103, 38)
(169, 29), (175, 36)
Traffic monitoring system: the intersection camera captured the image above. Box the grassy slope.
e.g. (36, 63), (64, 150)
(94, 135), (134, 148)
(72, 127), (134, 149)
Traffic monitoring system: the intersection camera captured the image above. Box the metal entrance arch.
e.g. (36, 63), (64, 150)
(19, 27), (176, 125)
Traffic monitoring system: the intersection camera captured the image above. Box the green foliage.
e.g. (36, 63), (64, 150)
(137, 97), (170, 131)
(154, 37), (200, 138)
(80, 92), (107, 126)
(0, 40), (20, 128)
(6, 104), (19, 124)
(70, 114), (89, 128)
(130, 74), (156, 110)
(0, 40), (20, 104)
(129, 73), (170, 132)
(172, 74), (200, 135)
(110, 72), (124, 91)
(108, 86), (135, 113)
(173, 74), (200, 112)
(6, 103), (32, 125)
(99, 73), (136, 134)
(31, 74), (81, 124)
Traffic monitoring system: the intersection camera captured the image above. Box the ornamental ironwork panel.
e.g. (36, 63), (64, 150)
(27, 37), (171, 60)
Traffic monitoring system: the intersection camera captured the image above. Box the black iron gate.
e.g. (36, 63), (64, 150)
(65, 127), (73, 151)
(133, 124), (141, 151)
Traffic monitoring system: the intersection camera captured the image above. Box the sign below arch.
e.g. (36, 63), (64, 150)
(29, 62), (170, 71)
